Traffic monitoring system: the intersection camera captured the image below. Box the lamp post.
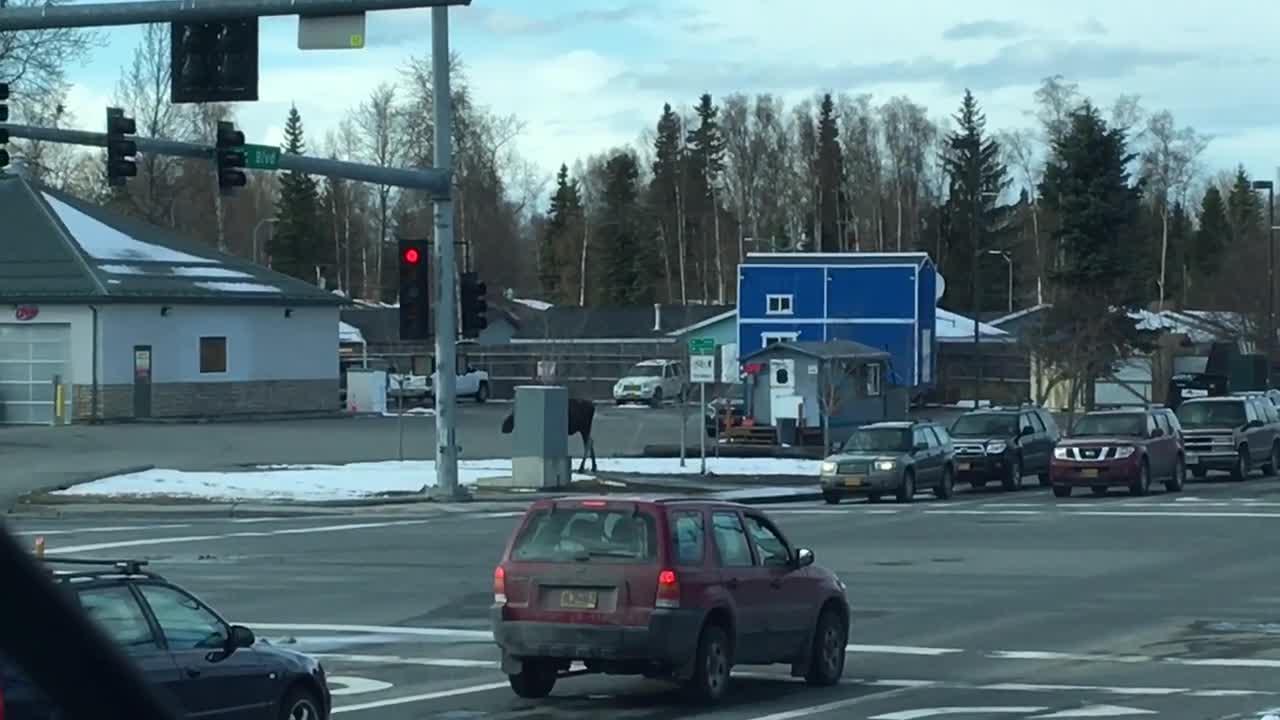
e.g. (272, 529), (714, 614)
(971, 189), (1001, 407)
(986, 249), (1013, 313)
(1253, 180), (1275, 384)
(252, 217), (277, 267)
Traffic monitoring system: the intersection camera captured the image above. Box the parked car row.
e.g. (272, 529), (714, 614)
(817, 392), (1280, 503)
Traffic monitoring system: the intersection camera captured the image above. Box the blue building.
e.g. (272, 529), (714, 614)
(736, 252), (938, 389)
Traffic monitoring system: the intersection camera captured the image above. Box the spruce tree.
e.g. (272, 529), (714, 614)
(271, 105), (322, 283)
(598, 152), (649, 304)
(686, 93), (726, 298)
(814, 93), (844, 252)
(1225, 166), (1263, 245)
(540, 164), (583, 301)
(1191, 185), (1229, 279)
(942, 89), (1009, 314)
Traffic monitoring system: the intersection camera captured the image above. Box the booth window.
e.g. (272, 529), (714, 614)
(199, 337), (227, 374)
(865, 363), (882, 397)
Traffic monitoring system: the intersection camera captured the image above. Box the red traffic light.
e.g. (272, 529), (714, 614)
(403, 248), (421, 264)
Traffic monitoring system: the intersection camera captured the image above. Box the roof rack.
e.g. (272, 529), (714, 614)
(42, 557), (154, 578)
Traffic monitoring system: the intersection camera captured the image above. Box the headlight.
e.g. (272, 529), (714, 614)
(820, 461), (837, 475)
(874, 459), (896, 472)
(986, 440), (1007, 454)
(1054, 447), (1070, 459)
(1114, 446), (1136, 459)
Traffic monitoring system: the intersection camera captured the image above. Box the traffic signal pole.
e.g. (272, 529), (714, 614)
(0, 122), (452, 195)
(430, 5), (463, 500)
(0, 0), (470, 30)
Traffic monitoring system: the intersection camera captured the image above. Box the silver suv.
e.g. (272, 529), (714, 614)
(1175, 395), (1280, 481)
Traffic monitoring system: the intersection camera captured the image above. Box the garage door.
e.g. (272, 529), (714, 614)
(0, 323), (71, 425)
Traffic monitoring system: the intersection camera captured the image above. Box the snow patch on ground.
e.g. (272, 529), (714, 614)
(54, 458), (819, 502)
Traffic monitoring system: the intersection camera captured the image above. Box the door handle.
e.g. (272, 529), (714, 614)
(184, 667), (202, 678)
(769, 578), (783, 589)
(725, 577), (739, 589)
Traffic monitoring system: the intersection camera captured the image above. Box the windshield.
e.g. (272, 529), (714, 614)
(1072, 413), (1147, 437)
(625, 365), (663, 378)
(1176, 401), (1247, 429)
(950, 413), (1019, 437)
(842, 428), (911, 453)
(510, 508), (658, 563)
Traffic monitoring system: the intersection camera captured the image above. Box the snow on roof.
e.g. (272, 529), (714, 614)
(193, 281), (281, 293)
(936, 307), (1009, 341)
(340, 321), (366, 344)
(42, 192), (208, 263)
(513, 297), (553, 310)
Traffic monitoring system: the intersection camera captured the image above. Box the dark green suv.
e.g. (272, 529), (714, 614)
(818, 420), (957, 504)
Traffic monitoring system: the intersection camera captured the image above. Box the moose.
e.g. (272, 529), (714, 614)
(501, 397), (598, 473)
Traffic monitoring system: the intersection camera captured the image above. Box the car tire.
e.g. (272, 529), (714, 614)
(822, 491), (840, 505)
(1266, 442), (1280, 476)
(650, 388), (664, 408)
(1192, 467), (1208, 479)
(1001, 456), (1022, 492)
(1091, 486), (1108, 497)
(895, 470), (915, 503)
(475, 382), (489, 404)
(1231, 448), (1250, 482)
(1165, 456), (1186, 492)
(685, 623), (731, 704)
(804, 607), (847, 687)
(1052, 484), (1072, 498)
(1129, 460), (1150, 497)
(508, 659), (557, 699)
(971, 478), (987, 489)
(936, 465), (954, 500)
(1038, 472), (1051, 486)
(279, 687), (322, 720)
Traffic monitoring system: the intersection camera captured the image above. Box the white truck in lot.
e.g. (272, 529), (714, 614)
(389, 365), (491, 403)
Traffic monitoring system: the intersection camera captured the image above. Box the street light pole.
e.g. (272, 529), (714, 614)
(986, 249), (1013, 313)
(251, 217), (276, 266)
(1253, 180), (1275, 385)
(971, 189), (1000, 408)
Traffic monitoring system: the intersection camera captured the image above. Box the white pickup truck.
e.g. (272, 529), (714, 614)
(388, 366), (491, 403)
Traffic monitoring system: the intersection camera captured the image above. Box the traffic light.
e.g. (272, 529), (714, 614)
(105, 107), (137, 187)
(170, 18), (259, 104)
(0, 82), (9, 169)
(460, 272), (488, 338)
(399, 238), (430, 341)
(215, 121), (246, 193)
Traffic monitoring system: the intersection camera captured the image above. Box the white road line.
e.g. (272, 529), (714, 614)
(871, 708), (1048, 720)
(988, 651), (1152, 663)
(247, 623), (493, 641)
(43, 519), (433, 554)
(741, 687), (919, 720)
(10, 523), (191, 536)
(1070, 510), (1280, 519)
(982, 683), (1182, 695)
(315, 653), (496, 668)
(1172, 657), (1280, 668)
(927, 509), (1045, 516)
(330, 681), (511, 714)
(847, 644), (962, 656)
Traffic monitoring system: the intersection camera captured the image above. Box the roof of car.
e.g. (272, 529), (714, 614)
(527, 495), (754, 511)
(862, 421), (918, 429)
(1181, 396), (1245, 403)
(635, 359), (676, 366)
(43, 558), (161, 583)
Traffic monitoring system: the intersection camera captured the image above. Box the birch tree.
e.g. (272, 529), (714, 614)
(1141, 110), (1208, 309)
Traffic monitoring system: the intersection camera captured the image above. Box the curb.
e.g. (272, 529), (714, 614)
(729, 491), (824, 505)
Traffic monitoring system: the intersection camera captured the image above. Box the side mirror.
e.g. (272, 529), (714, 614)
(1248, 419), (1264, 429)
(1150, 427), (1164, 438)
(228, 625), (255, 649)
(1019, 426), (1034, 437)
(912, 442), (928, 453)
(794, 548), (815, 568)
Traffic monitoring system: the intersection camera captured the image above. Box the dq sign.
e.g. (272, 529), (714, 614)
(14, 305), (39, 321)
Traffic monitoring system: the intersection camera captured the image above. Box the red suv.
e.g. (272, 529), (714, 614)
(490, 496), (850, 704)
(1050, 407), (1187, 497)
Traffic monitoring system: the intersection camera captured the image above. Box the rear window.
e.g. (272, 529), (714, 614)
(510, 507), (659, 563)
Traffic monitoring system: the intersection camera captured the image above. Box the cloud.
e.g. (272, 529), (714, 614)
(942, 20), (1028, 41)
(1078, 17), (1107, 35)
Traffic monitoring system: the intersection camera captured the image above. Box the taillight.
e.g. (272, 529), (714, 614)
(656, 569), (680, 608)
(493, 565), (507, 604)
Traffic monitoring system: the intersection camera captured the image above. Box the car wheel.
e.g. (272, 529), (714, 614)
(804, 607), (847, 687)
(508, 659), (557, 699)
(1232, 448), (1250, 482)
(1192, 467), (1208, 479)
(1266, 443), (1280, 476)
(1091, 486), (1108, 497)
(1052, 484), (1072, 498)
(650, 388), (664, 408)
(1166, 456), (1186, 492)
(1038, 472), (1051, 487)
(475, 382), (489, 404)
(895, 470), (915, 503)
(1002, 456), (1022, 492)
(936, 465), (954, 500)
(822, 491), (840, 505)
(279, 688), (322, 720)
(685, 623), (731, 703)
(1129, 460), (1150, 496)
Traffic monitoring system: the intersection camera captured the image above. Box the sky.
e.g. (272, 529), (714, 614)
(55, 0), (1280, 195)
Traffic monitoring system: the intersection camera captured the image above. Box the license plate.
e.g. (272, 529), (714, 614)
(842, 475), (864, 487)
(1080, 468), (1099, 478)
(560, 590), (598, 609)
(1185, 453), (1198, 465)
(957, 462), (971, 471)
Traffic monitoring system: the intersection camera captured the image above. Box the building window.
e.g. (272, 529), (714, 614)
(762, 332), (798, 347)
(199, 337), (227, 374)
(766, 294), (794, 315)
(866, 363), (882, 397)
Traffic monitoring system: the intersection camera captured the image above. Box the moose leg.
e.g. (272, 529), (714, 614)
(587, 432), (598, 473)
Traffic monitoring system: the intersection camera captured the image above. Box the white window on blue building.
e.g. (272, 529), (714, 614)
(866, 363), (882, 397)
(762, 331), (798, 346)
(765, 294), (794, 315)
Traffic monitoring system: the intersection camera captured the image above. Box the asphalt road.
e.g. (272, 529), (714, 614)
(1, 402), (712, 502)
(9, 474), (1280, 719)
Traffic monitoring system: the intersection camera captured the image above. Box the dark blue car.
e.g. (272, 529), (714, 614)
(1, 558), (330, 720)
